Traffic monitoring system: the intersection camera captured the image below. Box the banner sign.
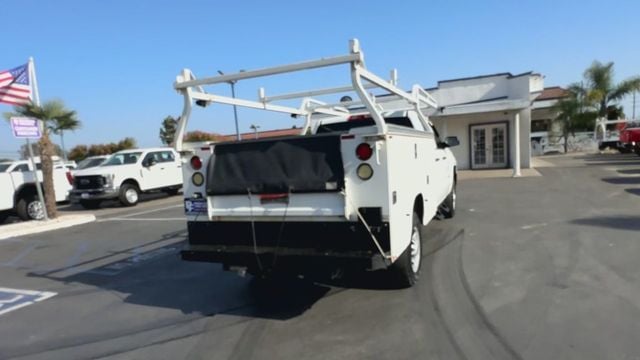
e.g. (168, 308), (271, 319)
(10, 117), (41, 139)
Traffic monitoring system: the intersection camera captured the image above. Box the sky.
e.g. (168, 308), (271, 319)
(1, 0), (639, 159)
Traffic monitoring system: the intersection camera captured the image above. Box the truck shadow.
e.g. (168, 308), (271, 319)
(25, 229), (331, 321)
(27, 225), (458, 321)
(601, 177), (640, 185)
(570, 215), (640, 231)
(618, 169), (640, 175)
(625, 189), (640, 197)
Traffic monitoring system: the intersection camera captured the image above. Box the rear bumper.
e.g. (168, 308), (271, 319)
(181, 220), (390, 271)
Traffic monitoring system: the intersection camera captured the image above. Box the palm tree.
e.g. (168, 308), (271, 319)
(553, 83), (597, 153)
(3, 100), (80, 219)
(50, 113), (81, 161)
(583, 61), (640, 117)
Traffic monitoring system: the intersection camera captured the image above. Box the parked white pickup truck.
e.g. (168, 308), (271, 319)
(69, 148), (182, 209)
(0, 158), (73, 222)
(173, 39), (458, 287)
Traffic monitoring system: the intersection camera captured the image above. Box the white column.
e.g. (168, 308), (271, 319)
(442, 118), (448, 138)
(513, 112), (521, 177)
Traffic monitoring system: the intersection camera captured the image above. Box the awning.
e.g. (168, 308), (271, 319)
(429, 99), (530, 117)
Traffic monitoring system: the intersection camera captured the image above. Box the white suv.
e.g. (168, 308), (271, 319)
(70, 148), (183, 208)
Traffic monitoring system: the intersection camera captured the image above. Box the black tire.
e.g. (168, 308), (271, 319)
(618, 147), (632, 154)
(388, 212), (422, 288)
(440, 182), (456, 219)
(0, 210), (10, 224)
(79, 199), (102, 209)
(16, 194), (44, 221)
(119, 183), (140, 207)
(165, 187), (180, 196)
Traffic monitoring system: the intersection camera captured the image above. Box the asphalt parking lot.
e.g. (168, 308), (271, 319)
(0, 152), (639, 360)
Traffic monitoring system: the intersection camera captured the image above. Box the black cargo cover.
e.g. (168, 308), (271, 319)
(206, 134), (345, 195)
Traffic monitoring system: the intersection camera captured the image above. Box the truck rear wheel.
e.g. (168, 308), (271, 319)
(16, 194), (45, 221)
(388, 212), (422, 288)
(119, 183), (140, 207)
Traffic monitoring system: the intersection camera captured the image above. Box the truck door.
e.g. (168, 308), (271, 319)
(141, 152), (165, 190)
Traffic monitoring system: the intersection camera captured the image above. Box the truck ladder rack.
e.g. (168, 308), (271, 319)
(173, 39), (438, 151)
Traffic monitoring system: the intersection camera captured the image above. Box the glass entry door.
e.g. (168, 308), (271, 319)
(471, 123), (508, 169)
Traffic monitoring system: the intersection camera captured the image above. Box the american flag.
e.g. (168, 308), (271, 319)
(0, 64), (32, 106)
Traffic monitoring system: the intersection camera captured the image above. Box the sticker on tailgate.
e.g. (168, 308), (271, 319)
(184, 198), (207, 214)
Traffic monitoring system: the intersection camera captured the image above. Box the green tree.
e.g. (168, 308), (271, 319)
(3, 100), (79, 219)
(67, 145), (88, 162)
(583, 61), (640, 117)
(553, 84), (598, 153)
(184, 130), (222, 142)
(67, 138), (137, 162)
(159, 116), (179, 146)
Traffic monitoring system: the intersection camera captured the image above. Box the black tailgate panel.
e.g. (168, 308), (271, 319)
(206, 134), (345, 195)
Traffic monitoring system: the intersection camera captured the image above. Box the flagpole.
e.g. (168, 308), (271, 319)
(27, 57), (48, 221)
(29, 57), (41, 106)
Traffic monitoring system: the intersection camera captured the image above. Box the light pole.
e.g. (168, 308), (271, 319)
(217, 70), (241, 141)
(250, 124), (260, 139)
(633, 91), (636, 120)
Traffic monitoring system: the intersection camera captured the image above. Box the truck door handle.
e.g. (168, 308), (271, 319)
(435, 158), (441, 162)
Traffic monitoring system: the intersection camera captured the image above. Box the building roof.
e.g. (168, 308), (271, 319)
(424, 71), (541, 90)
(535, 87), (569, 101)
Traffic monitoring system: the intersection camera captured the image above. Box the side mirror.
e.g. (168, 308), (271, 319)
(146, 158), (157, 167)
(444, 136), (460, 147)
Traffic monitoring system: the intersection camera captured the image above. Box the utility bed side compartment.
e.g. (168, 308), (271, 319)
(385, 131), (437, 259)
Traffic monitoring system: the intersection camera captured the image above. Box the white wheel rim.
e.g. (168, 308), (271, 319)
(410, 226), (421, 273)
(125, 189), (138, 203)
(28, 200), (44, 220)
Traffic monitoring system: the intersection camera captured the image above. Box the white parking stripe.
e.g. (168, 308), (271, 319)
(98, 217), (185, 222)
(100, 204), (182, 221)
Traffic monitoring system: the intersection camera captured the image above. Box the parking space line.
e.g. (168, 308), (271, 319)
(100, 204), (182, 221)
(98, 217), (185, 222)
(0, 287), (57, 316)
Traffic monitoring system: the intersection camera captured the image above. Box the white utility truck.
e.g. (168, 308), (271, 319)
(70, 148), (183, 209)
(173, 39), (458, 287)
(0, 158), (73, 222)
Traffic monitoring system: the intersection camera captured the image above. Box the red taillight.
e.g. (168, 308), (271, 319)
(66, 171), (74, 185)
(190, 156), (202, 170)
(356, 143), (373, 160)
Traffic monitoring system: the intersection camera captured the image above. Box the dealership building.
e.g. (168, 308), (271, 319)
(426, 72), (548, 173)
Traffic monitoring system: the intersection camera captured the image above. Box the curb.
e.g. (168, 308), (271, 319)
(0, 214), (96, 241)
